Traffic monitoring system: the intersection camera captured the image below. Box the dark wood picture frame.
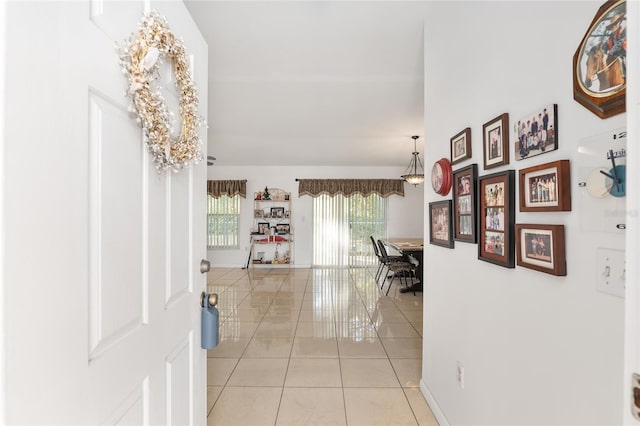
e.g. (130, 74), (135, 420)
(453, 164), (478, 243)
(514, 104), (558, 161)
(483, 113), (509, 170)
(270, 207), (285, 219)
(519, 160), (571, 212)
(429, 200), (454, 249)
(451, 127), (472, 165)
(572, 0), (626, 119)
(478, 170), (515, 268)
(515, 224), (567, 276)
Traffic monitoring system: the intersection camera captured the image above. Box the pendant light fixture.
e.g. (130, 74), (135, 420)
(401, 135), (425, 186)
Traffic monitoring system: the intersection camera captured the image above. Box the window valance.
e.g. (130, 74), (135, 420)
(297, 179), (405, 198)
(207, 180), (247, 198)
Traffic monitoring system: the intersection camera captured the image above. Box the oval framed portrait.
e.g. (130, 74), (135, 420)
(572, 0), (626, 118)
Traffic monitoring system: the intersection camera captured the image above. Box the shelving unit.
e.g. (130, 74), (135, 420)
(250, 187), (293, 267)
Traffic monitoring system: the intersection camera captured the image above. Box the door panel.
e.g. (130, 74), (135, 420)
(88, 90), (145, 361)
(3, 1), (207, 424)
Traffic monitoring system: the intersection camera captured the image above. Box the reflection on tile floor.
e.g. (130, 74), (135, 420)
(206, 267), (438, 426)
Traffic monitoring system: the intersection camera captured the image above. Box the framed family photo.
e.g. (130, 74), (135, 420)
(514, 104), (558, 161)
(483, 113), (509, 170)
(518, 160), (571, 212)
(478, 170), (515, 268)
(429, 200), (454, 248)
(254, 209), (264, 218)
(453, 164), (478, 243)
(515, 224), (566, 276)
(573, 0), (626, 119)
(450, 127), (472, 165)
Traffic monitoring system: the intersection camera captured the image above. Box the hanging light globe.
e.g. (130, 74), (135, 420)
(401, 135), (425, 186)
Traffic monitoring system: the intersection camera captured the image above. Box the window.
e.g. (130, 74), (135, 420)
(312, 193), (387, 266)
(207, 194), (240, 248)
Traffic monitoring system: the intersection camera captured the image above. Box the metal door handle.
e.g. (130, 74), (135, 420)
(200, 259), (211, 273)
(200, 291), (218, 307)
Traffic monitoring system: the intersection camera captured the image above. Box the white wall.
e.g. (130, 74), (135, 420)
(423, 2), (625, 425)
(207, 165), (424, 267)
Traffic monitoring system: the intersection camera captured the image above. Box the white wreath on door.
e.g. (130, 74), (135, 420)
(119, 10), (205, 172)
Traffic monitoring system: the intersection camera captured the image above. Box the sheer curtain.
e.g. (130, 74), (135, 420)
(312, 193), (387, 267)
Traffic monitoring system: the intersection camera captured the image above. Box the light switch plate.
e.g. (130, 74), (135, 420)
(596, 247), (625, 298)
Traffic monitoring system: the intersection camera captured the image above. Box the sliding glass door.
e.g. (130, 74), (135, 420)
(312, 193), (387, 266)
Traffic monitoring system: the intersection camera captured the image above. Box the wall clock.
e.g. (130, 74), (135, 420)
(577, 127), (626, 232)
(431, 158), (452, 196)
(572, 0), (626, 119)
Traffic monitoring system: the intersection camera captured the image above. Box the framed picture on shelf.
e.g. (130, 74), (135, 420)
(519, 159), (571, 212)
(478, 170), (515, 268)
(514, 104), (558, 161)
(429, 200), (454, 248)
(451, 127), (472, 165)
(276, 224), (290, 234)
(257, 222), (269, 234)
(573, 0), (626, 119)
(270, 207), (285, 219)
(254, 209), (264, 218)
(515, 224), (566, 276)
(453, 164), (478, 243)
(483, 113), (509, 170)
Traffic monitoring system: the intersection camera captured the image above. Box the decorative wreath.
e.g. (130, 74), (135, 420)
(119, 10), (204, 172)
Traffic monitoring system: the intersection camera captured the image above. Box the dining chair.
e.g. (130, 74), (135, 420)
(370, 236), (403, 283)
(377, 240), (417, 295)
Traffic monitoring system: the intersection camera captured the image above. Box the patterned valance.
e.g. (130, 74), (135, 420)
(297, 179), (405, 198)
(207, 180), (247, 198)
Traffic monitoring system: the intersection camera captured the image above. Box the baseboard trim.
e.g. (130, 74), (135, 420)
(420, 379), (449, 426)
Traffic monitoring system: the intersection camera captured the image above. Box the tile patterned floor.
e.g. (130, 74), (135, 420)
(206, 267), (438, 426)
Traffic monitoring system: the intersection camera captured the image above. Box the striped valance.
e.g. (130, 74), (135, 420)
(297, 179), (405, 198)
(207, 180), (247, 198)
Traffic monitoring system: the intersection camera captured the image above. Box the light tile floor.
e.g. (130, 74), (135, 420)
(206, 267), (438, 426)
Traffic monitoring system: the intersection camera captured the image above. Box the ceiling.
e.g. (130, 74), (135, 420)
(184, 1), (429, 167)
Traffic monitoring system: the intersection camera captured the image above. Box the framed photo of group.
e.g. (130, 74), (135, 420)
(452, 164), (478, 243)
(429, 200), (454, 248)
(515, 224), (566, 276)
(477, 170), (515, 268)
(518, 160), (571, 212)
(514, 104), (558, 161)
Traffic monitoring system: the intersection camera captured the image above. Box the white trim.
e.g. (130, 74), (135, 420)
(0, 0), (6, 421)
(419, 379), (449, 426)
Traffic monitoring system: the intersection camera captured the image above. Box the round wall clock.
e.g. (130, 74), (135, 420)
(431, 158), (452, 196)
(577, 127), (626, 232)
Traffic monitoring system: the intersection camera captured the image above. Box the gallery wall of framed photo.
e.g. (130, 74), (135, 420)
(429, 102), (571, 276)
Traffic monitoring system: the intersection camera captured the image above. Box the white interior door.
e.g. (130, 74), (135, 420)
(2, 1), (207, 424)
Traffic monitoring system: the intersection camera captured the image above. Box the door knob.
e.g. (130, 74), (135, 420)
(200, 259), (211, 273)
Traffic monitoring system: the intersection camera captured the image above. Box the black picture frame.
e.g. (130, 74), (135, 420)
(270, 207), (285, 219)
(453, 164), (478, 243)
(257, 222), (269, 234)
(429, 200), (454, 249)
(477, 170), (515, 268)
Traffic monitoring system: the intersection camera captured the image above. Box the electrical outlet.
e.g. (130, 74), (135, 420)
(456, 361), (464, 389)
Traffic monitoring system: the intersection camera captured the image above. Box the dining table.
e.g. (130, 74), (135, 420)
(382, 238), (424, 293)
